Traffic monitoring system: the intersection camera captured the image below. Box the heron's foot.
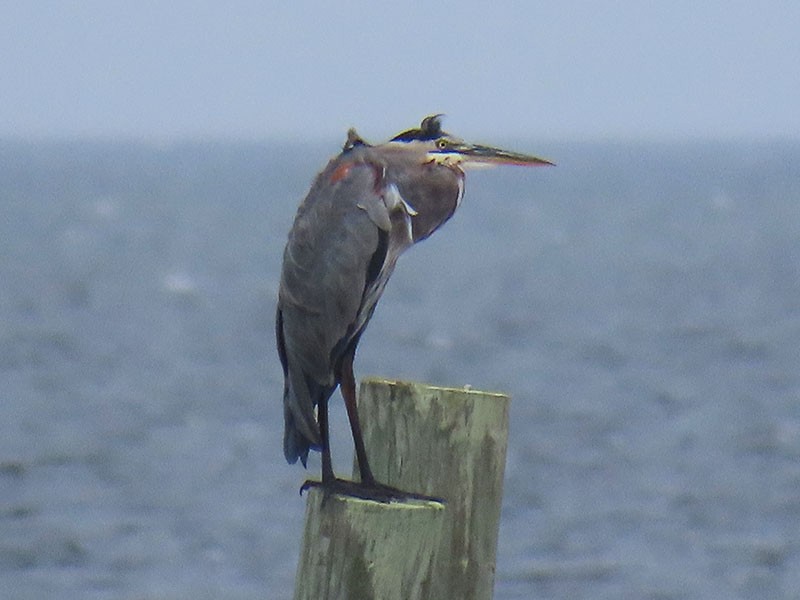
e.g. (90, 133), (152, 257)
(300, 477), (442, 504)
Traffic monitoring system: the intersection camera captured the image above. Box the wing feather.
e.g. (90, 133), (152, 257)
(277, 160), (393, 463)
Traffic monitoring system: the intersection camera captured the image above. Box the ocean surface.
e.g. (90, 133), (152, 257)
(1, 138), (799, 599)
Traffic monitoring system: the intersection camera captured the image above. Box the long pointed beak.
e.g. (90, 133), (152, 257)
(445, 142), (555, 168)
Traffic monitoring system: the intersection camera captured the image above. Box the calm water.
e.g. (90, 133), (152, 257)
(1, 139), (799, 599)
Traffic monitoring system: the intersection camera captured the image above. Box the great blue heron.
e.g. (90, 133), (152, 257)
(276, 115), (552, 500)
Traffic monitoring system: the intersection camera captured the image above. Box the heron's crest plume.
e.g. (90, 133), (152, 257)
(390, 114), (447, 142)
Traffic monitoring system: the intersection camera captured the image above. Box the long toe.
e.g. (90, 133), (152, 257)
(301, 477), (442, 504)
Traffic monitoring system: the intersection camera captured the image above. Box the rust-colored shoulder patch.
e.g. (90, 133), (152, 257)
(329, 162), (354, 184)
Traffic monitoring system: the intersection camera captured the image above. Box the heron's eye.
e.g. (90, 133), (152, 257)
(436, 139), (448, 150)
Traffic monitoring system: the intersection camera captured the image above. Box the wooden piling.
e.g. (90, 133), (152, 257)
(293, 378), (510, 600)
(355, 378), (511, 600)
(293, 488), (445, 600)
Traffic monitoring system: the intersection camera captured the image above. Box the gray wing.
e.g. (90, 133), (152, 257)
(277, 160), (393, 465)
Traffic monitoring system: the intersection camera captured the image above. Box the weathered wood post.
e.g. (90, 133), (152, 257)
(356, 378), (511, 600)
(293, 377), (510, 600)
(294, 488), (444, 600)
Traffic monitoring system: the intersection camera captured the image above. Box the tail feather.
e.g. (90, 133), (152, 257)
(283, 404), (313, 466)
(282, 366), (325, 466)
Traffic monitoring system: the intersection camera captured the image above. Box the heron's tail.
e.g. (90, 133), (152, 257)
(282, 367), (324, 466)
(283, 405), (312, 467)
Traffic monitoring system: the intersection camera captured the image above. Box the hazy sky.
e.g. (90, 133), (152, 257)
(3, 2), (799, 142)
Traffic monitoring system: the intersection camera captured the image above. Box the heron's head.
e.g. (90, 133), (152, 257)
(390, 114), (554, 169)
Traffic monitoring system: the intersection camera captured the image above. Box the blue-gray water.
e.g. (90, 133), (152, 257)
(1, 139), (799, 599)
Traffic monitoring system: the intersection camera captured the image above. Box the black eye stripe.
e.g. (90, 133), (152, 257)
(391, 130), (442, 142)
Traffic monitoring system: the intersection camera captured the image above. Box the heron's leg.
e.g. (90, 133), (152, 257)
(301, 353), (440, 503)
(317, 398), (335, 484)
(340, 351), (376, 485)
